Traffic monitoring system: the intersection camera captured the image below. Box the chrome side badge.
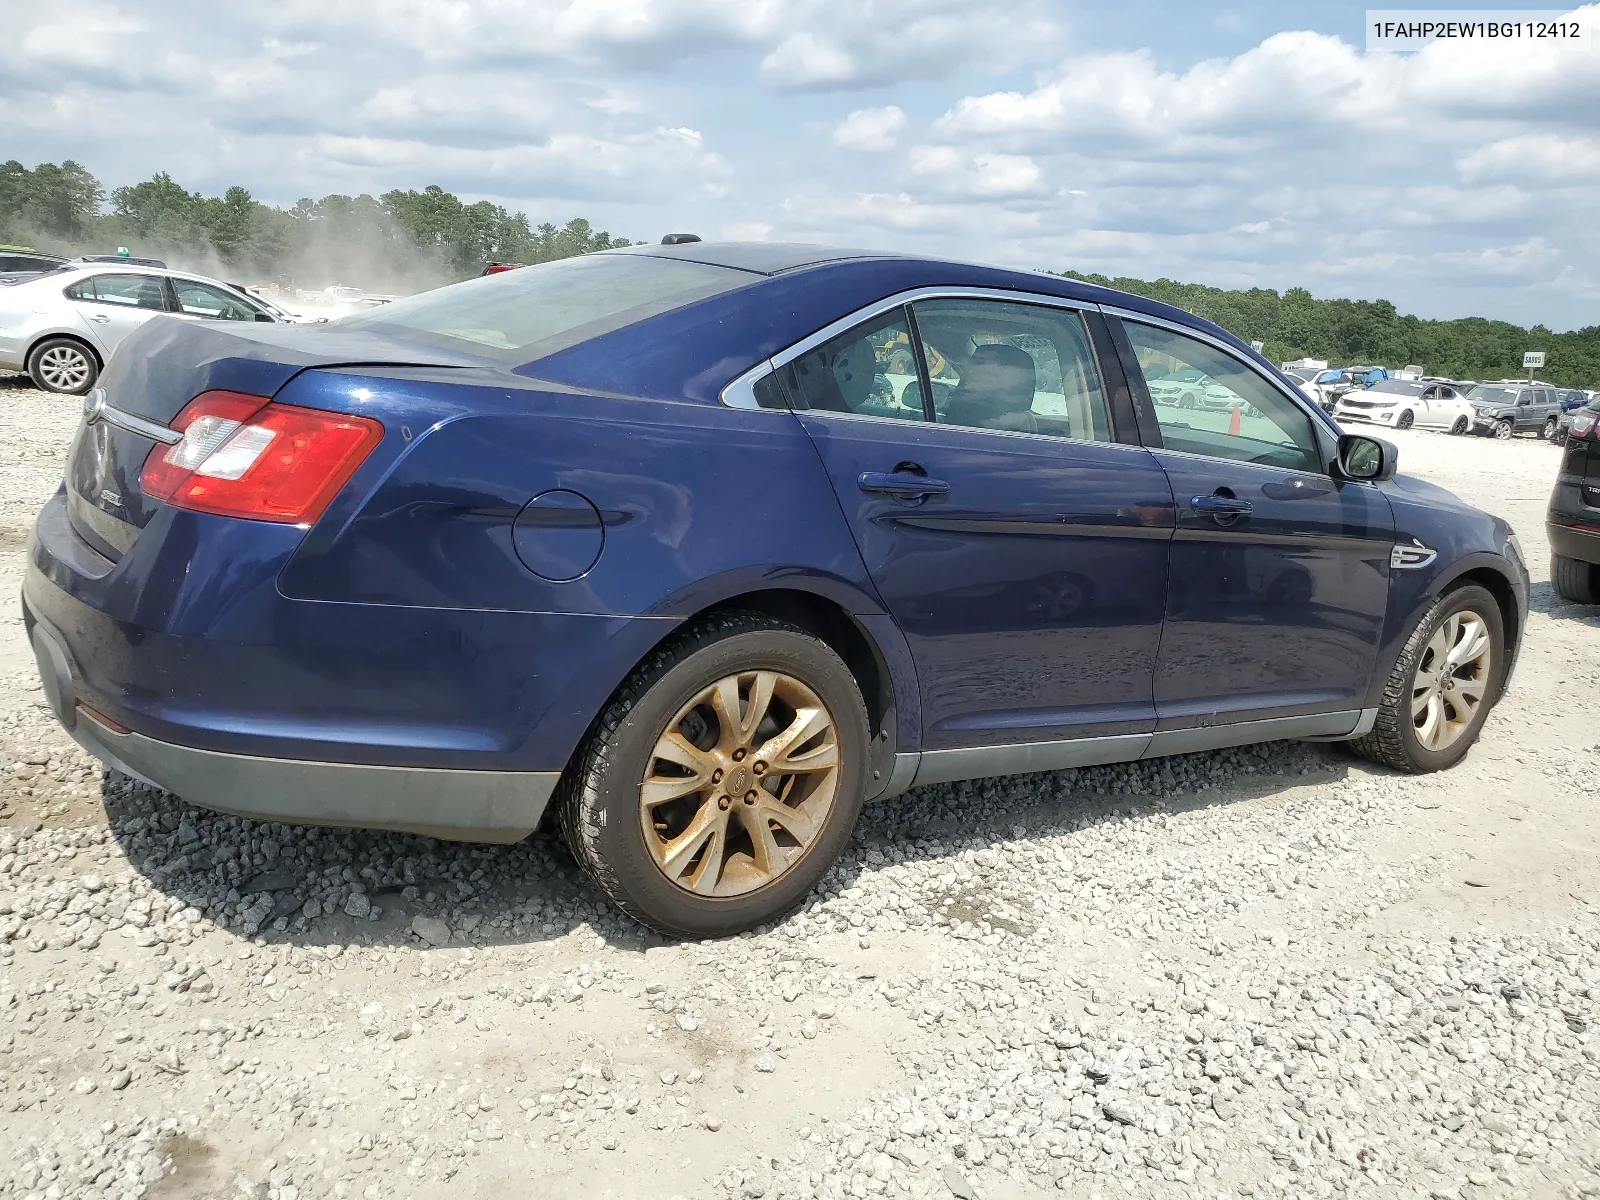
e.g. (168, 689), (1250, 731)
(1391, 538), (1437, 570)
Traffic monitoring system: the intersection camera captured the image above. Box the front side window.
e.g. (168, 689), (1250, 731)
(65, 274), (168, 310)
(171, 279), (264, 321)
(1125, 321), (1322, 473)
(778, 309), (927, 422)
(912, 299), (1112, 442)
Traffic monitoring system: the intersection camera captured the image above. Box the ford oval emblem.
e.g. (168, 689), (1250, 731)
(83, 387), (108, 425)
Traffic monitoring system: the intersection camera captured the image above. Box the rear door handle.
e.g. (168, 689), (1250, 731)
(86, 314), (110, 323)
(858, 471), (949, 500)
(1191, 495), (1253, 517)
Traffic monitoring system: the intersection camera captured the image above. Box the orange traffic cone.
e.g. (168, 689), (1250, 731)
(1228, 404), (1241, 436)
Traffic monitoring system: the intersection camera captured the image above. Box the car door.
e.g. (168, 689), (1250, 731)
(1413, 385), (1444, 428)
(1111, 314), (1395, 733)
(63, 273), (171, 358)
(782, 297), (1175, 769)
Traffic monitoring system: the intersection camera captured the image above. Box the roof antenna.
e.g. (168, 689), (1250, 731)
(660, 233), (702, 245)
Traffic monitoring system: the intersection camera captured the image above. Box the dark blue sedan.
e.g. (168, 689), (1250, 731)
(25, 242), (1529, 937)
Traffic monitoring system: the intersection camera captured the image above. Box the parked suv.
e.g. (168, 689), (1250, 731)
(1547, 398), (1600, 602)
(1464, 383), (1564, 440)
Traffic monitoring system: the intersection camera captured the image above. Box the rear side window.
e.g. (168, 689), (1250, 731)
(912, 298), (1112, 442)
(65, 274), (168, 310)
(779, 309), (928, 422)
(342, 253), (753, 361)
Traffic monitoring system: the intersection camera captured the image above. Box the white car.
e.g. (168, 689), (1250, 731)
(1281, 367), (1325, 405)
(1334, 379), (1474, 434)
(0, 263), (308, 395)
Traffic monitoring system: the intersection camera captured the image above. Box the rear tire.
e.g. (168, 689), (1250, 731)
(27, 337), (99, 395)
(1553, 554), (1600, 604)
(556, 611), (870, 939)
(1543, 416), (1559, 441)
(1450, 416), (1469, 435)
(1348, 584), (1504, 773)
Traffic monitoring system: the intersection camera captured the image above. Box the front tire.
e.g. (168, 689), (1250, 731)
(1553, 555), (1600, 604)
(1396, 409), (1414, 430)
(557, 612), (870, 938)
(1349, 584), (1504, 773)
(1492, 419), (1514, 440)
(27, 337), (99, 395)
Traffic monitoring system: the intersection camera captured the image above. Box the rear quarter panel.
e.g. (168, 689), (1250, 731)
(274, 367), (913, 760)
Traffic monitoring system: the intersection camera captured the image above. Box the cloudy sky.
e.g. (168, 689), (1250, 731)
(5, 0), (1599, 328)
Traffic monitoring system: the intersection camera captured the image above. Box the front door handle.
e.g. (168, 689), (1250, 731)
(1191, 494), (1253, 518)
(858, 470), (949, 501)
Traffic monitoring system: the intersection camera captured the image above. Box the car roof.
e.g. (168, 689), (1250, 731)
(607, 241), (1256, 356)
(617, 241), (904, 275)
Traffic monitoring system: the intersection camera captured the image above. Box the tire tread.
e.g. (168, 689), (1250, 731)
(1552, 554), (1600, 604)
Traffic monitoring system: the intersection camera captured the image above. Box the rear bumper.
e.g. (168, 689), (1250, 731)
(1548, 520), (1600, 566)
(28, 606), (556, 843)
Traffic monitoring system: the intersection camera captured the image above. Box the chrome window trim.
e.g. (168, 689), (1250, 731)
(718, 285), (1098, 409)
(773, 286), (1094, 370)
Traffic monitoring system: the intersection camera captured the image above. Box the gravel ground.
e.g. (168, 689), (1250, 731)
(0, 381), (1596, 1200)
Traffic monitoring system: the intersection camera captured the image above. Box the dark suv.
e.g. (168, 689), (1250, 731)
(1549, 399), (1600, 602)
(1465, 383), (1564, 440)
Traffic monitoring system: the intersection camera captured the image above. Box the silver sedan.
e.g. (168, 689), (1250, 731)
(0, 264), (308, 395)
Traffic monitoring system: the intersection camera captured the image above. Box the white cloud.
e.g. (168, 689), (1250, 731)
(832, 107), (906, 152)
(1458, 133), (1600, 184)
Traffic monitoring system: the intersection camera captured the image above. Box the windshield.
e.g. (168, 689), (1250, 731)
(1466, 386), (1517, 405)
(341, 252), (754, 361)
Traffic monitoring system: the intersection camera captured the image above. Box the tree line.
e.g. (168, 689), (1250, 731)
(1062, 271), (1598, 389)
(0, 159), (630, 295)
(2, 159), (1593, 385)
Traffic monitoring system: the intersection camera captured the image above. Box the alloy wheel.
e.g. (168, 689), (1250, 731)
(36, 345), (92, 392)
(1493, 420), (1513, 440)
(639, 670), (840, 897)
(1409, 610), (1493, 752)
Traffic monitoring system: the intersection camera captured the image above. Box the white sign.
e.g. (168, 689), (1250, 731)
(1249, 340), (1264, 353)
(1523, 351), (1546, 368)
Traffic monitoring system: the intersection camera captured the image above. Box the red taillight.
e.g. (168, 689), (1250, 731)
(1571, 411), (1597, 439)
(140, 390), (383, 524)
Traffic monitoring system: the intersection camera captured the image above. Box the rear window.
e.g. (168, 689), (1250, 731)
(341, 253), (753, 361)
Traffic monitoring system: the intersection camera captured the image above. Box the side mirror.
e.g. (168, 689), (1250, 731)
(1337, 434), (1397, 482)
(254, 311), (275, 322)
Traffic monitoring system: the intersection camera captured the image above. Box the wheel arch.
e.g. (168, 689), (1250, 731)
(28, 330), (104, 370)
(1362, 552), (1526, 712)
(689, 587), (915, 793)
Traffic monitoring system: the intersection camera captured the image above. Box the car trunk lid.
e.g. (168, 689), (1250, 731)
(65, 315), (483, 562)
